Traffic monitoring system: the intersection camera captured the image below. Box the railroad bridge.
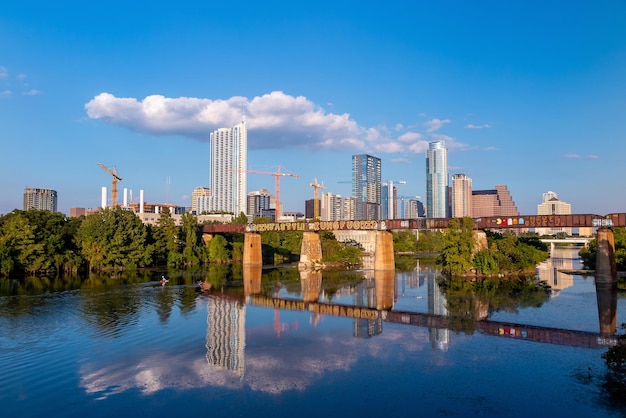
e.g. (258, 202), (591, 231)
(201, 213), (625, 271)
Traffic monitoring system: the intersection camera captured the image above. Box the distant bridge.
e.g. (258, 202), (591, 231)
(202, 213), (625, 234)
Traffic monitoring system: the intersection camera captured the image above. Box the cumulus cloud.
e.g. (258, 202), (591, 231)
(424, 118), (451, 133)
(85, 91), (467, 154)
(465, 123), (492, 129)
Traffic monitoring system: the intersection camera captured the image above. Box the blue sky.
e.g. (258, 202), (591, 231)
(1, 1), (625, 216)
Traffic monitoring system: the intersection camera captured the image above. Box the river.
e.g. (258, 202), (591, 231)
(1, 247), (625, 417)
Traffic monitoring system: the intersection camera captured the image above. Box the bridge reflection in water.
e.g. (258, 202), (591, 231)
(202, 261), (618, 377)
(213, 262), (618, 351)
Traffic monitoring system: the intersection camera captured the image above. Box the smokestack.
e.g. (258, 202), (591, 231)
(101, 187), (107, 209)
(140, 190), (144, 214)
(123, 188), (128, 207)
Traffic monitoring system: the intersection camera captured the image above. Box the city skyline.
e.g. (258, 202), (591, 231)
(1, 2), (625, 216)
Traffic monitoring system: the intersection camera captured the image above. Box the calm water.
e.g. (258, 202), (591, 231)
(2, 248), (626, 418)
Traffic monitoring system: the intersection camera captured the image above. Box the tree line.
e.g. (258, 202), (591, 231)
(0, 208), (364, 277)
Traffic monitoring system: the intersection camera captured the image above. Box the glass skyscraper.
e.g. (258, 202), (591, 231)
(208, 119), (247, 216)
(352, 154), (381, 220)
(426, 140), (449, 218)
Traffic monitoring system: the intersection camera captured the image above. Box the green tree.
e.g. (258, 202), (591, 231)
(76, 207), (152, 271)
(437, 217), (475, 275)
(393, 230), (419, 253)
(151, 209), (180, 265)
(208, 234), (230, 263)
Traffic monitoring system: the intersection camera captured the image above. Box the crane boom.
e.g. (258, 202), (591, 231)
(309, 177), (326, 219)
(244, 165), (298, 221)
(98, 162), (123, 207)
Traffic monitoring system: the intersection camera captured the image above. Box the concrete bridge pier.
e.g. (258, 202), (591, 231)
(374, 230), (395, 270)
(243, 232), (263, 266)
(596, 227), (618, 283)
(595, 227), (618, 335)
(299, 232), (323, 270)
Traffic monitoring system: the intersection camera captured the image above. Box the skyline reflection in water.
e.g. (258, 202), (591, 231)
(1, 248), (625, 417)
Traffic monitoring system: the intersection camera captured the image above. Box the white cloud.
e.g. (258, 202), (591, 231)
(465, 123), (492, 129)
(22, 89), (41, 96)
(397, 132), (422, 143)
(0, 66), (7, 79)
(16, 73), (27, 80)
(1, 90), (11, 96)
(85, 91), (469, 154)
(424, 118), (451, 133)
(564, 153), (600, 160)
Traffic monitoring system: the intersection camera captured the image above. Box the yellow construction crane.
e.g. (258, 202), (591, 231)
(309, 177), (326, 219)
(98, 162), (123, 207)
(246, 165), (299, 221)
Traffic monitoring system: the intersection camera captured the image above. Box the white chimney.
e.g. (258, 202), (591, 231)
(101, 187), (107, 209)
(123, 188), (128, 207)
(140, 189), (144, 213)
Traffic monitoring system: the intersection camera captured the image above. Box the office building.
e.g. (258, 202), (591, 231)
(451, 174), (472, 217)
(191, 187), (211, 214)
(471, 185), (519, 218)
(403, 198), (425, 219)
(247, 188), (271, 220)
(352, 154), (381, 220)
(208, 119), (247, 215)
(536, 191), (572, 235)
(23, 188), (57, 212)
(381, 182), (398, 220)
(426, 141), (449, 218)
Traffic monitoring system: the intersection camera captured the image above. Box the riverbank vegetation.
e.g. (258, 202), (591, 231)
(435, 217), (549, 277)
(0, 209), (364, 277)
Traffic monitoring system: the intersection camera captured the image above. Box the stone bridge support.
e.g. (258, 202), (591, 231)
(299, 231), (323, 270)
(595, 227), (618, 335)
(243, 232), (263, 266)
(374, 230), (395, 270)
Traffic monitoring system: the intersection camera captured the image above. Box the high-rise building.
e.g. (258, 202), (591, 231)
(247, 188), (271, 220)
(471, 185), (519, 218)
(191, 186), (211, 214)
(451, 174), (472, 217)
(352, 154), (381, 220)
(536, 191), (572, 235)
(23, 188), (57, 212)
(403, 198), (425, 219)
(321, 192), (356, 221)
(208, 119), (247, 215)
(381, 182), (399, 220)
(426, 141), (449, 218)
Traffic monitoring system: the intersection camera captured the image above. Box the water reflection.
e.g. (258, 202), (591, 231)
(537, 247), (575, 295)
(205, 295), (246, 377)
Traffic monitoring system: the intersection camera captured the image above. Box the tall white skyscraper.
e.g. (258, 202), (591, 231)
(426, 140), (449, 218)
(208, 119), (247, 216)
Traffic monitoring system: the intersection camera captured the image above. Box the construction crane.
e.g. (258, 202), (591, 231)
(98, 162), (123, 207)
(309, 177), (326, 219)
(246, 165), (299, 221)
